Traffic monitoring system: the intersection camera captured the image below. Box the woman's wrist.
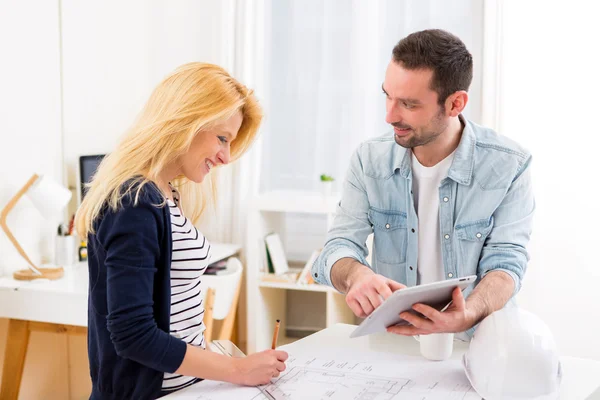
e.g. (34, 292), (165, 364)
(227, 357), (246, 385)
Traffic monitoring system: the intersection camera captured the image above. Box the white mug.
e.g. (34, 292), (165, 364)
(55, 235), (77, 267)
(417, 333), (454, 361)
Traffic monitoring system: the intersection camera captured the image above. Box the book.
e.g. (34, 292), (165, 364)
(205, 259), (227, 275)
(260, 271), (300, 283)
(264, 233), (289, 275)
(297, 249), (321, 284)
(264, 240), (275, 274)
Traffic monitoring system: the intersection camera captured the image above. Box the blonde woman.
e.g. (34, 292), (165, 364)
(76, 63), (287, 399)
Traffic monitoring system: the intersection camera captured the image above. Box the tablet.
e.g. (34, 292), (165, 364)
(349, 275), (477, 338)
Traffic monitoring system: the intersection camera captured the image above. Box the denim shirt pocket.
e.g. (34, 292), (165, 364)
(455, 217), (494, 271)
(368, 207), (408, 264)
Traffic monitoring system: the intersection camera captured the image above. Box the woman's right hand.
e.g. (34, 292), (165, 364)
(231, 349), (289, 386)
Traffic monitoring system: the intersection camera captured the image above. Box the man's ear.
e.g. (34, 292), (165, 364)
(446, 91), (469, 117)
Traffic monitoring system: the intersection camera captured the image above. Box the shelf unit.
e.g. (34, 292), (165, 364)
(245, 190), (355, 353)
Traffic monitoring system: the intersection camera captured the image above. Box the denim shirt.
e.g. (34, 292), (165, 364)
(311, 116), (534, 307)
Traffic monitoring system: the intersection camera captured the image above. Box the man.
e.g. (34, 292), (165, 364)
(311, 29), (534, 338)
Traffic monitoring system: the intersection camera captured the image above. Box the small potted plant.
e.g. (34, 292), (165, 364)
(319, 174), (335, 199)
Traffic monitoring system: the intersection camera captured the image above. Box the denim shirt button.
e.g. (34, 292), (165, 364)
(443, 196), (449, 202)
(444, 234), (450, 240)
(448, 272), (453, 278)
(385, 223), (390, 229)
(476, 232), (482, 238)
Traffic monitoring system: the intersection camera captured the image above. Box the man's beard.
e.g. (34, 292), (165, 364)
(393, 109), (447, 149)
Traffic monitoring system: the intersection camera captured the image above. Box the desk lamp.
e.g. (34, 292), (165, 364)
(0, 174), (72, 280)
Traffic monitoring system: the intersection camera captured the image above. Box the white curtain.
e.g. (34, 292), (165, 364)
(197, 0), (266, 247)
(259, 0), (485, 194)
(195, 0), (267, 346)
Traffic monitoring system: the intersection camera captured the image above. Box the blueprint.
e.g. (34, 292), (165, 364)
(164, 349), (481, 400)
(262, 354), (481, 400)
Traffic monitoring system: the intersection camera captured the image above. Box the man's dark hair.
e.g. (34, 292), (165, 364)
(392, 29), (473, 105)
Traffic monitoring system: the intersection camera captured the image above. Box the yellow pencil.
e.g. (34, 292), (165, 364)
(271, 319), (281, 350)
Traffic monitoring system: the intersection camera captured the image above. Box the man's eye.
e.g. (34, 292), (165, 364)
(403, 102), (414, 109)
(218, 136), (228, 143)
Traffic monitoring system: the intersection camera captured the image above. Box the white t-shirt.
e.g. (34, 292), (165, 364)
(411, 150), (455, 284)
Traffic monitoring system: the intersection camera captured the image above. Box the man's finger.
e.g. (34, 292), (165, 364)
(365, 289), (384, 310)
(374, 281), (394, 300)
(452, 287), (466, 310)
(412, 303), (442, 322)
(400, 311), (434, 330)
(347, 298), (367, 318)
(356, 295), (375, 316)
(387, 325), (428, 336)
(387, 279), (406, 292)
(354, 294), (373, 318)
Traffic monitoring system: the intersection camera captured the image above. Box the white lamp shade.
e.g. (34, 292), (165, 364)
(26, 175), (72, 218)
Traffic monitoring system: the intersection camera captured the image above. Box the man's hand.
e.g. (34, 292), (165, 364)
(386, 287), (477, 336)
(346, 267), (405, 318)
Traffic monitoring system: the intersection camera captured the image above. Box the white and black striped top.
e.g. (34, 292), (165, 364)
(162, 186), (211, 393)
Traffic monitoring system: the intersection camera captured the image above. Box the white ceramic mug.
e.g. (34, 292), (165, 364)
(55, 235), (77, 267)
(417, 333), (454, 361)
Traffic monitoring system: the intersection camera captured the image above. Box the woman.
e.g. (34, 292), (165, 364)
(75, 63), (287, 399)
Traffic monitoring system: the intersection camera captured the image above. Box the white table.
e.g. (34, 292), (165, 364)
(166, 323), (600, 400)
(0, 242), (241, 400)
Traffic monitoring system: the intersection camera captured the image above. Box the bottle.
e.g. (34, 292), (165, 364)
(78, 240), (88, 262)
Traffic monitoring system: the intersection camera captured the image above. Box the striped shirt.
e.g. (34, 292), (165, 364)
(162, 186), (211, 393)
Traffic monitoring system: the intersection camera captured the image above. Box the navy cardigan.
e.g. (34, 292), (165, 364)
(87, 182), (187, 399)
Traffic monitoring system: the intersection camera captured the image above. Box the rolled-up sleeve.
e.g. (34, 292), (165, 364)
(312, 147), (373, 289)
(99, 200), (186, 373)
(478, 155), (535, 296)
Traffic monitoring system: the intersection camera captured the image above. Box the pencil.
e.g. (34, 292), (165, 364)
(68, 215), (75, 236)
(271, 319), (280, 350)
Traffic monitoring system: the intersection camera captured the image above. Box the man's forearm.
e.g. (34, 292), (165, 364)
(330, 257), (372, 293)
(465, 270), (515, 326)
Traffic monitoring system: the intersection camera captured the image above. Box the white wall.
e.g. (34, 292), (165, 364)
(0, 2), (84, 398)
(60, 0), (234, 213)
(501, 2), (600, 360)
(0, 0), (63, 275)
(0, 2), (233, 397)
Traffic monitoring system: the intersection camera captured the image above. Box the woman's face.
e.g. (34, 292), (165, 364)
(180, 110), (243, 183)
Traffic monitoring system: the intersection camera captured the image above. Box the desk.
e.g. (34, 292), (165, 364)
(0, 242), (241, 400)
(166, 323), (600, 400)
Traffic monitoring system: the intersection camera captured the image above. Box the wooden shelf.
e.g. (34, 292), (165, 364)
(253, 190), (339, 214)
(246, 192), (356, 353)
(258, 280), (335, 293)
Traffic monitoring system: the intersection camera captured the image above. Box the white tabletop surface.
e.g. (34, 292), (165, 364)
(283, 323), (600, 400)
(165, 323), (600, 400)
(0, 242), (241, 326)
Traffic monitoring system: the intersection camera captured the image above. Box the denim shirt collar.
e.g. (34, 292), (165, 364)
(397, 114), (475, 186)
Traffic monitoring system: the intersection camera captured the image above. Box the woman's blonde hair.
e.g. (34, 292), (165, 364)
(75, 62), (262, 237)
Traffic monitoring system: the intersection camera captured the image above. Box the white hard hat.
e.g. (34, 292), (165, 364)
(462, 307), (562, 400)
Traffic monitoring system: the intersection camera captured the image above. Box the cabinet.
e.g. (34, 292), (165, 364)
(245, 191), (356, 353)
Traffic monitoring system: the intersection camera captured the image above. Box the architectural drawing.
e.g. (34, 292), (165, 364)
(262, 356), (480, 400)
(163, 353), (481, 400)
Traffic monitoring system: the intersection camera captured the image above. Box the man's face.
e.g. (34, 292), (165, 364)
(383, 61), (449, 148)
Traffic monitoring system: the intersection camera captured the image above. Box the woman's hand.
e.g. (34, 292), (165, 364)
(231, 349), (289, 386)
